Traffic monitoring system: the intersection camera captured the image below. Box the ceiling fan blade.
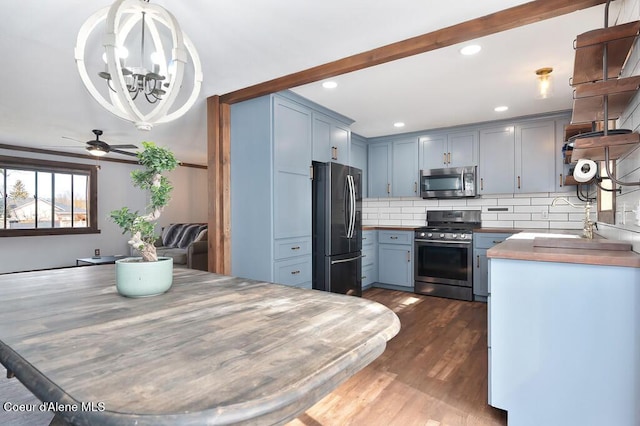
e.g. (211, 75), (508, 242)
(110, 149), (139, 157)
(108, 144), (138, 149)
(61, 136), (85, 144)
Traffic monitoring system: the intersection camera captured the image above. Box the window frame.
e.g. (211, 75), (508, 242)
(0, 155), (99, 237)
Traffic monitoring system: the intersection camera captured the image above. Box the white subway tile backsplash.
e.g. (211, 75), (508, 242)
(514, 221), (549, 229)
(362, 192), (587, 231)
(498, 198), (531, 206)
(481, 220), (515, 228)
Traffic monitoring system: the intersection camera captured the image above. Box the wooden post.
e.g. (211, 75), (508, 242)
(207, 96), (231, 274)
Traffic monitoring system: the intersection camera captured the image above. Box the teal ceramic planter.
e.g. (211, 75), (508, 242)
(115, 257), (173, 297)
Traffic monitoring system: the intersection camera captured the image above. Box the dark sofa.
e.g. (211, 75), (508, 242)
(132, 223), (208, 270)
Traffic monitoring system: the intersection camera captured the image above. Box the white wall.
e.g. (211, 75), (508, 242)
(596, 0), (640, 252)
(0, 148), (207, 273)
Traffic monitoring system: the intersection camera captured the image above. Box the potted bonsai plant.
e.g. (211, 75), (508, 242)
(110, 141), (179, 297)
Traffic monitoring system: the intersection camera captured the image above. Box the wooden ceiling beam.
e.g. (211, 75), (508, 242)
(219, 0), (608, 104)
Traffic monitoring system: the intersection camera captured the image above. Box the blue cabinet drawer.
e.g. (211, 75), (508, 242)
(362, 247), (377, 268)
(474, 233), (512, 249)
(274, 256), (312, 287)
(362, 264), (377, 287)
(362, 230), (377, 246)
(378, 230), (412, 245)
(274, 237), (312, 260)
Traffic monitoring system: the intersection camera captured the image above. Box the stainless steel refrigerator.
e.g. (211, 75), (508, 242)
(312, 161), (362, 296)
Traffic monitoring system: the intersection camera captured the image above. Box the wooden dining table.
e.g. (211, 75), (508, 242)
(0, 265), (400, 425)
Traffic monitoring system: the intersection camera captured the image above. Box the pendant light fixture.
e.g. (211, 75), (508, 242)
(535, 67), (553, 99)
(75, 0), (202, 131)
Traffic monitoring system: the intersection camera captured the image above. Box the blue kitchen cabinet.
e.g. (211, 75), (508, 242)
(514, 119), (556, 193)
(368, 137), (418, 197)
(478, 126), (515, 194)
(350, 133), (368, 197)
(312, 111), (351, 165)
(361, 230), (377, 289)
(419, 130), (478, 170)
(392, 137), (419, 197)
(555, 116), (572, 192)
(230, 92), (313, 287)
(472, 232), (513, 301)
(377, 230), (413, 288)
(368, 142), (391, 197)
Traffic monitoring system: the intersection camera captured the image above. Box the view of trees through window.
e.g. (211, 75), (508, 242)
(0, 157), (97, 235)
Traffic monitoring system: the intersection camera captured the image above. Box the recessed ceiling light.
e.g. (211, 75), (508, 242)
(494, 106), (509, 112)
(460, 44), (481, 56)
(394, 122), (405, 128)
(322, 81), (338, 89)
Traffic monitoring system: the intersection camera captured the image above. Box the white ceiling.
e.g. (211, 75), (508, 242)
(0, 1), (614, 164)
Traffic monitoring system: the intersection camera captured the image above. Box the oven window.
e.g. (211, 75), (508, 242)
(422, 176), (461, 192)
(416, 243), (469, 281)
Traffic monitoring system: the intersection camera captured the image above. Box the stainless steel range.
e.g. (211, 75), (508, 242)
(414, 210), (481, 301)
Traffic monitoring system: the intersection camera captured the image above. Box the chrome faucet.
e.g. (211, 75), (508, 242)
(551, 197), (594, 239)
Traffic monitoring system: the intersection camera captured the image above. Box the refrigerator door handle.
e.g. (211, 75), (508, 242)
(331, 255), (362, 265)
(347, 174), (356, 239)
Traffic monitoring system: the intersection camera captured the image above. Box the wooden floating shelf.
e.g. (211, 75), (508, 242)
(572, 21), (640, 85)
(573, 75), (640, 99)
(571, 132), (640, 161)
(571, 89), (638, 123)
(564, 123), (594, 141)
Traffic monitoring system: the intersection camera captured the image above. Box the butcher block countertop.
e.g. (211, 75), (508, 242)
(0, 266), (400, 425)
(487, 231), (640, 268)
(362, 225), (417, 231)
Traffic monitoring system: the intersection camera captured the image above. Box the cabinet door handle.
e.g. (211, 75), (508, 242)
(447, 152), (451, 164)
(517, 175), (521, 189)
(480, 178), (484, 191)
(309, 165), (314, 180)
(443, 153), (447, 165)
(559, 174), (563, 187)
(414, 181), (418, 193)
(291, 270), (300, 275)
(407, 251), (411, 262)
(331, 146), (338, 161)
(477, 255), (480, 268)
(387, 183), (391, 194)
(291, 246), (301, 250)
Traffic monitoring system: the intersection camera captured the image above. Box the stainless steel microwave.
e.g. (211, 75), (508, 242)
(420, 166), (477, 199)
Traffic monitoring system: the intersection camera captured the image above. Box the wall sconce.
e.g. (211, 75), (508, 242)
(535, 67), (553, 99)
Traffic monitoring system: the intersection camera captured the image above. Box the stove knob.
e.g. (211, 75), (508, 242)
(439, 233), (445, 238)
(427, 233), (433, 238)
(419, 232), (425, 237)
(451, 234), (458, 239)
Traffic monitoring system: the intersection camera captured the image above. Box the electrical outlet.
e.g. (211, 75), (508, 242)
(542, 209), (549, 219)
(94, 248), (100, 257)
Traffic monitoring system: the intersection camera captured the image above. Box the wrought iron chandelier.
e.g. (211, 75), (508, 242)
(75, 0), (202, 131)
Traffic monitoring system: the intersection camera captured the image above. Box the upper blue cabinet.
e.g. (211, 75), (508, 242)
(311, 111), (352, 165)
(367, 136), (419, 197)
(419, 130), (478, 170)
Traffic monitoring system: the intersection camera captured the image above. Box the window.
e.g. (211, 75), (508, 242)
(0, 156), (98, 236)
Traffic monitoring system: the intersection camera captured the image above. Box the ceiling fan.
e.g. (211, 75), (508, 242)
(62, 129), (138, 157)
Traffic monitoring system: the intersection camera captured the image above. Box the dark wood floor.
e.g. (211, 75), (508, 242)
(288, 288), (507, 426)
(0, 288), (506, 426)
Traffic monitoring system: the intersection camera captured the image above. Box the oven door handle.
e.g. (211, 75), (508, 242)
(415, 239), (472, 245)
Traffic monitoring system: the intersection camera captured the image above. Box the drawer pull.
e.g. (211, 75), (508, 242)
(291, 246), (301, 250)
(492, 240), (503, 244)
(363, 237), (367, 240)
(362, 275), (367, 279)
(291, 270), (301, 275)
(362, 254), (367, 258)
(390, 236), (398, 240)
